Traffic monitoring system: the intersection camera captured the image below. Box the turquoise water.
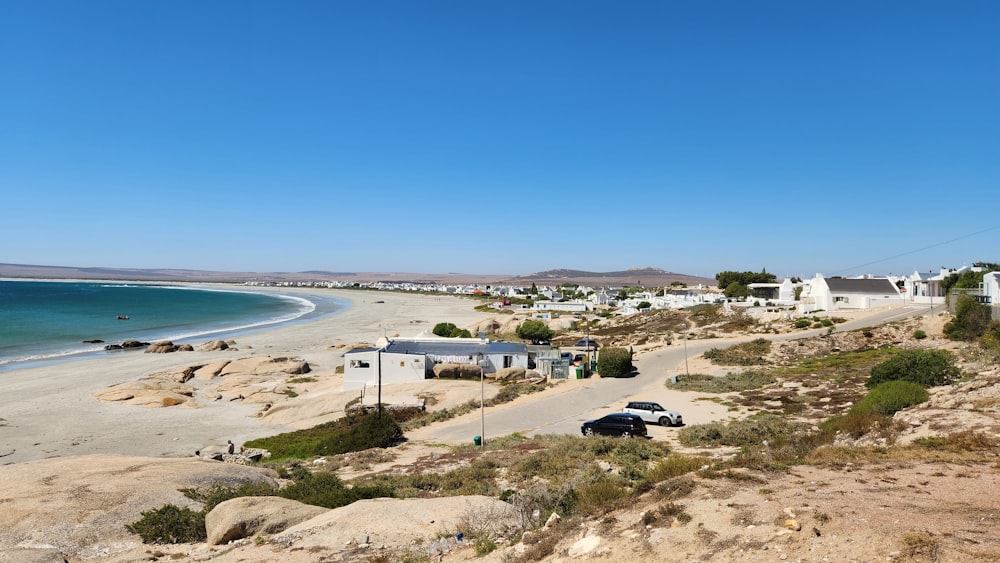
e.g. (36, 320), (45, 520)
(0, 280), (337, 369)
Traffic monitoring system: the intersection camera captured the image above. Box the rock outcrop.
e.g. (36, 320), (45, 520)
(94, 353), (313, 410)
(0, 455), (279, 560)
(205, 496), (327, 546)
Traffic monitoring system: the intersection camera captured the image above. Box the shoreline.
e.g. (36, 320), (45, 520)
(0, 287), (493, 465)
(0, 281), (345, 372)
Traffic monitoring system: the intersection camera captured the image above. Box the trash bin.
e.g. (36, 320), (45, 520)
(575, 366), (583, 379)
(473, 435), (482, 446)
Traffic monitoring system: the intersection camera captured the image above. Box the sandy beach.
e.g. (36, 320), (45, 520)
(0, 287), (493, 465)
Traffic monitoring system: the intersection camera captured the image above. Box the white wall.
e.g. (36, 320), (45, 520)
(343, 350), (428, 391)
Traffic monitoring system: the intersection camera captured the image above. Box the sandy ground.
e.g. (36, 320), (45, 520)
(0, 287), (492, 465)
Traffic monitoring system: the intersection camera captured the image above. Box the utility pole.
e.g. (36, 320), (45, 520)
(682, 322), (689, 378)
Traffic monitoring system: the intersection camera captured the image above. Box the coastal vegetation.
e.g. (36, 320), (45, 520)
(123, 307), (1000, 560)
(431, 322), (473, 338)
(515, 319), (555, 344)
(595, 346), (632, 377)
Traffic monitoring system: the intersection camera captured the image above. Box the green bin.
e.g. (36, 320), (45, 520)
(473, 435), (482, 446)
(575, 366), (583, 379)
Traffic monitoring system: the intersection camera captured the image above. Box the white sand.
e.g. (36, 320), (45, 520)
(0, 287), (491, 465)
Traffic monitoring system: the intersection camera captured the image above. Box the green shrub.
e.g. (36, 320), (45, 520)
(244, 412), (403, 460)
(596, 347), (632, 377)
(849, 380), (929, 416)
(432, 322), (472, 338)
(126, 504), (206, 544)
(866, 349), (960, 389)
(515, 320), (554, 343)
(820, 319), (834, 327)
(943, 294), (992, 341)
(794, 319), (811, 329)
(278, 472), (392, 509)
(913, 330), (927, 340)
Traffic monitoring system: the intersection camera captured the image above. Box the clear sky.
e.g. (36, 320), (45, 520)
(2, 1), (997, 280)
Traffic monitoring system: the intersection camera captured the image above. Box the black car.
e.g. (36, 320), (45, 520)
(575, 338), (599, 349)
(581, 413), (647, 437)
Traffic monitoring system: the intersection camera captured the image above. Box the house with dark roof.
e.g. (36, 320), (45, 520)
(343, 337), (529, 391)
(798, 274), (902, 313)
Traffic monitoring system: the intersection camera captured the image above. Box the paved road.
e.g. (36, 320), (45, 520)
(407, 304), (930, 445)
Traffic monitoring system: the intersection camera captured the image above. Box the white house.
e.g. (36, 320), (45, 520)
(747, 278), (798, 305)
(900, 267), (965, 305)
(343, 337), (530, 391)
(534, 300), (590, 312)
(798, 274), (901, 313)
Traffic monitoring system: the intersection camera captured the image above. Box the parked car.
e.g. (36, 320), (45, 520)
(623, 401), (683, 427)
(581, 413), (647, 437)
(575, 338), (599, 349)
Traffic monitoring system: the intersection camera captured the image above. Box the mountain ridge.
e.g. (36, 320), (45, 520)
(0, 263), (715, 287)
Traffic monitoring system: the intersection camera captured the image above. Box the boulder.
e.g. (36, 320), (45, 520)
(145, 341), (179, 353)
(205, 496), (327, 545)
(201, 340), (231, 351)
(495, 366), (526, 381)
(432, 363), (482, 379)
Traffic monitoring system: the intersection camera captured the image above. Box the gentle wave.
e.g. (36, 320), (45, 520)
(0, 283), (332, 371)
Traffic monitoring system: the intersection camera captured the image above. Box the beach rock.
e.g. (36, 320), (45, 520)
(94, 379), (195, 407)
(121, 339), (149, 349)
(205, 496), (327, 545)
(201, 340), (231, 351)
(194, 360), (231, 380)
(146, 341), (179, 353)
(177, 343), (194, 352)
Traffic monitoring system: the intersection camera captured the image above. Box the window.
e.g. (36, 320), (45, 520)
(349, 359), (370, 369)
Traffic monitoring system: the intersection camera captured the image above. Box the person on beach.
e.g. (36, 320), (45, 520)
(227, 440), (235, 454)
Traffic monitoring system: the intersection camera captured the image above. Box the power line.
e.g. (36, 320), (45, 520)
(832, 225), (1000, 276)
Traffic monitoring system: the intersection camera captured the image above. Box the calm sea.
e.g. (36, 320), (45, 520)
(0, 280), (338, 370)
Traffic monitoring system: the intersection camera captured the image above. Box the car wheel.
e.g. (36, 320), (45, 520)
(584, 428), (594, 436)
(658, 416), (670, 427)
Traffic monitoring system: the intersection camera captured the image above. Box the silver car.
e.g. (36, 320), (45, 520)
(623, 401), (683, 427)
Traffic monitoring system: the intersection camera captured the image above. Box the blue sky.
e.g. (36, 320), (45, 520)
(2, 1), (997, 280)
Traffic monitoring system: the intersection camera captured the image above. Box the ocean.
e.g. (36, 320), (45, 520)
(0, 280), (340, 370)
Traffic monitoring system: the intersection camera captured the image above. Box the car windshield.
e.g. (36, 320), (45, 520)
(650, 403), (664, 411)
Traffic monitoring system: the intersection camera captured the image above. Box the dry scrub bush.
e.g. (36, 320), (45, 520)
(645, 454), (705, 484)
(575, 480), (632, 516)
(901, 530), (939, 560)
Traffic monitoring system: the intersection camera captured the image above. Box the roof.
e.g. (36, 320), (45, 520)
(825, 277), (899, 294)
(383, 339), (527, 356)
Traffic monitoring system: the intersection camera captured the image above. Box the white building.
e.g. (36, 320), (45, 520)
(798, 274), (901, 313)
(343, 337), (530, 391)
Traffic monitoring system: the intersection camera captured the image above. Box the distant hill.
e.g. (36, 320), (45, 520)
(0, 263), (714, 288)
(503, 267), (714, 287)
